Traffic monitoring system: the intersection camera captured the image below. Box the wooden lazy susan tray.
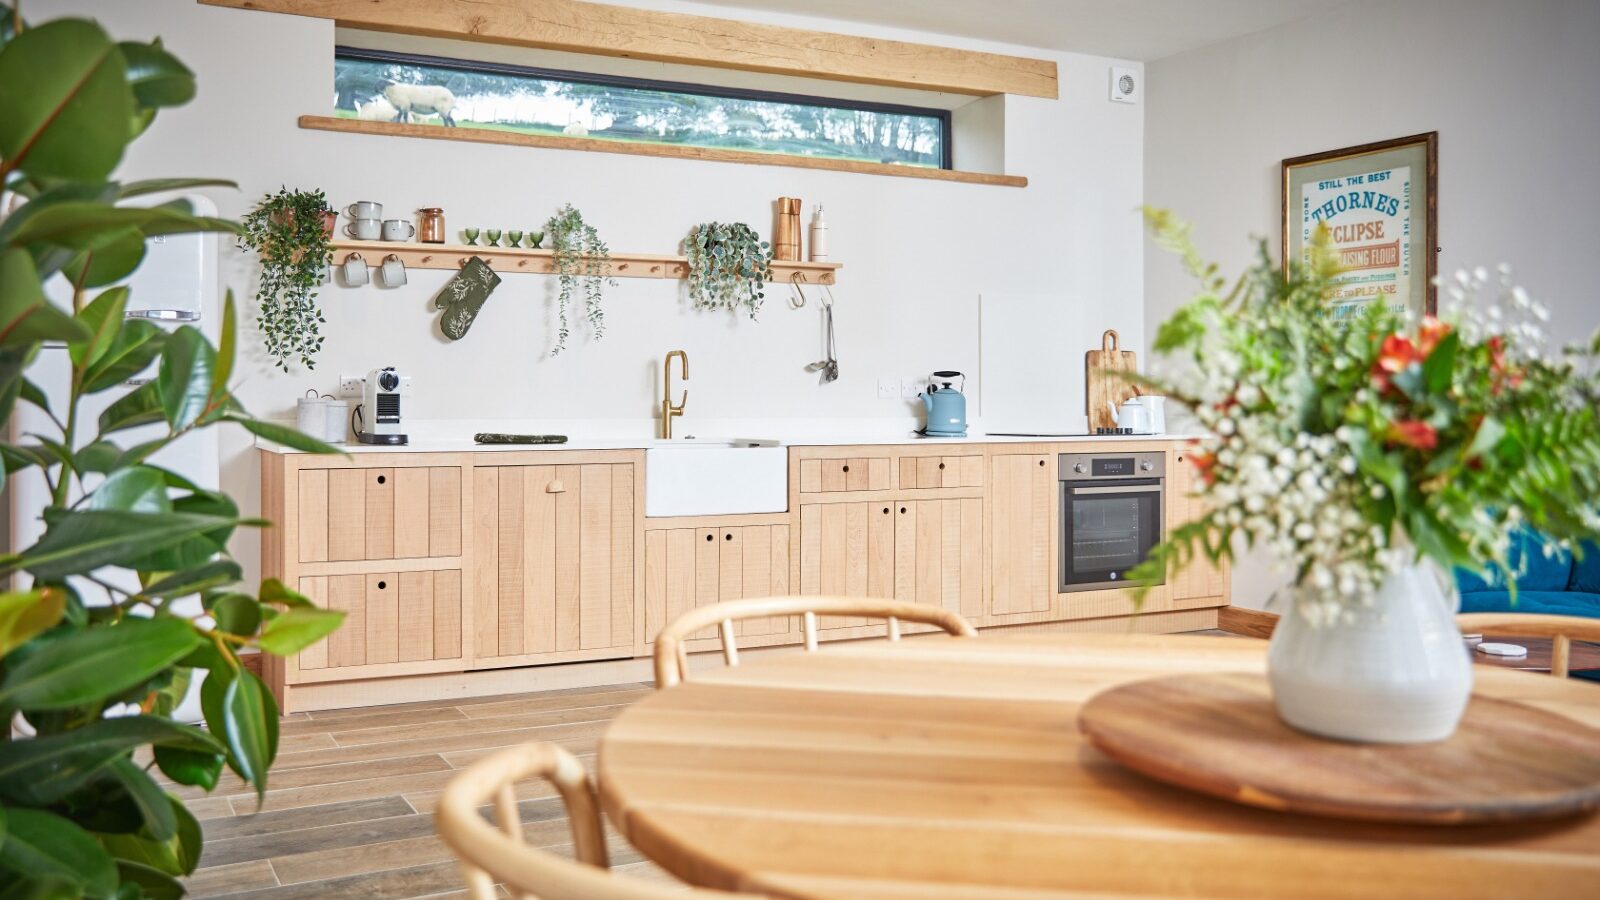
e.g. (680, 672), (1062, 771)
(1078, 673), (1600, 825)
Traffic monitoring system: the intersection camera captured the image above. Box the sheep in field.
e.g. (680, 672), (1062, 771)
(354, 96), (399, 122)
(382, 83), (458, 127)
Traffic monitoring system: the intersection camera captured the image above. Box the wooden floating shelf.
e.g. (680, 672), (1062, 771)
(299, 117), (1028, 189)
(330, 240), (840, 285)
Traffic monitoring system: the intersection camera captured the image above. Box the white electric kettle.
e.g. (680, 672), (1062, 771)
(1132, 395), (1166, 434)
(1107, 398), (1156, 435)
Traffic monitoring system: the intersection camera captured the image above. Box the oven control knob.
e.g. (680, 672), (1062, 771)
(1073, 462), (1087, 474)
(1140, 460), (1154, 472)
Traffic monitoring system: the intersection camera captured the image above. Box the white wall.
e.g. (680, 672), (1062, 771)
(1143, 0), (1600, 608)
(35, 0), (1145, 581)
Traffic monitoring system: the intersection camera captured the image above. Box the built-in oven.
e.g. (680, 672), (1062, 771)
(1059, 452), (1165, 592)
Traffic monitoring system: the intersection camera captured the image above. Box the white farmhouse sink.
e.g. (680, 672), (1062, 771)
(645, 438), (787, 517)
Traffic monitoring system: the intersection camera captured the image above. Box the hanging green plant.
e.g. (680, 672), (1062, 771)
(544, 203), (616, 355)
(239, 187), (334, 370)
(685, 222), (773, 319)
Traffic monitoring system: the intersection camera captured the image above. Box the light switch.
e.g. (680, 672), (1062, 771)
(900, 378), (922, 399)
(877, 377), (898, 399)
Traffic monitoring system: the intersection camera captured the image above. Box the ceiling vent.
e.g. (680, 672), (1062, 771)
(1109, 66), (1140, 104)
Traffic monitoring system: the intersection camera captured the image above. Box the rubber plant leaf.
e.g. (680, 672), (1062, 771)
(0, 19), (133, 182)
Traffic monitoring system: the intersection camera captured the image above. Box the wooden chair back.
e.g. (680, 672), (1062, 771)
(653, 595), (977, 688)
(1456, 612), (1600, 678)
(436, 742), (760, 899)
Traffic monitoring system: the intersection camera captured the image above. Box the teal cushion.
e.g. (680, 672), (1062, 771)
(1454, 528), (1572, 594)
(1570, 540), (1600, 593)
(1458, 590), (1600, 619)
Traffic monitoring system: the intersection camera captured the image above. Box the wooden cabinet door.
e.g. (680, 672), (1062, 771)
(797, 502), (894, 629)
(295, 570), (462, 675)
(298, 466), (462, 563)
(644, 524), (792, 644)
(893, 499), (983, 620)
(989, 454), (1056, 615)
(473, 463), (637, 662)
(1169, 451), (1228, 605)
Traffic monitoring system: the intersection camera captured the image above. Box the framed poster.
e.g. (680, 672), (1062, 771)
(1282, 132), (1437, 319)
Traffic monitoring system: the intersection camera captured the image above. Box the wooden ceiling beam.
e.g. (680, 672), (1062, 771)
(197, 0), (1059, 98)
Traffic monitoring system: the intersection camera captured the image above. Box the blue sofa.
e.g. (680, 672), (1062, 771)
(1454, 530), (1600, 618)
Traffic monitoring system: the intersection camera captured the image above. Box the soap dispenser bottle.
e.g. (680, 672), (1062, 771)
(808, 205), (828, 262)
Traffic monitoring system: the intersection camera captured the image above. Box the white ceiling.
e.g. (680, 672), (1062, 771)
(686, 0), (1336, 62)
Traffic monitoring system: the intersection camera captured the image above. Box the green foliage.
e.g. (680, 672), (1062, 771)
(238, 187), (332, 371)
(1131, 208), (1600, 621)
(684, 222), (772, 320)
(0, 13), (345, 896)
(544, 204), (616, 355)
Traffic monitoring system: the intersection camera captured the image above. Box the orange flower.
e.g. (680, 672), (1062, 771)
(1386, 420), (1438, 451)
(1418, 316), (1452, 355)
(1487, 335), (1525, 394)
(1372, 334), (1421, 391)
(1189, 450), (1219, 486)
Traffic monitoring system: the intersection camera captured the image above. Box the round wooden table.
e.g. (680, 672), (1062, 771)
(597, 633), (1600, 899)
(1470, 635), (1600, 673)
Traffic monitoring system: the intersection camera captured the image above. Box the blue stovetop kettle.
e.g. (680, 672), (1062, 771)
(919, 371), (968, 437)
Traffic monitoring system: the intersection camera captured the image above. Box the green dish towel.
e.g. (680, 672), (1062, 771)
(437, 256), (502, 340)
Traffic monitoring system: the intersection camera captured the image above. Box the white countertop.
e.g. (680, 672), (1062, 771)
(256, 417), (1200, 454)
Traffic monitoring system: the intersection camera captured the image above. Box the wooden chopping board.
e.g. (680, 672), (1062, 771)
(1078, 672), (1600, 825)
(1085, 329), (1139, 431)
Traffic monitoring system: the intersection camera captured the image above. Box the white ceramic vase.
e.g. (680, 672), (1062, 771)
(1266, 560), (1473, 743)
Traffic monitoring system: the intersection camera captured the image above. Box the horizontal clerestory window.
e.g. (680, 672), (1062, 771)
(334, 47), (951, 170)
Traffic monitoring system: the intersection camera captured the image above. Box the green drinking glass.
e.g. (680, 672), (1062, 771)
(507, 229), (524, 248)
(485, 228), (502, 247)
(526, 230), (544, 249)
(462, 227), (479, 246)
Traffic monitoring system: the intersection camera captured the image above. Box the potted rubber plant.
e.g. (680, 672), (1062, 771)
(0, 12), (344, 896)
(1133, 209), (1600, 743)
(239, 187), (335, 371)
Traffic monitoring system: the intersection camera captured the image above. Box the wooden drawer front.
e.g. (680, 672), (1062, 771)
(296, 570), (462, 670)
(898, 455), (983, 489)
(298, 466), (462, 563)
(474, 464), (636, 659)
(645, 524), (791, 642)
(799, 457), (891, 493)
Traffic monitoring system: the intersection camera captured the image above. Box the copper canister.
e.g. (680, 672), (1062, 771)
(417, 207), (446, 244)
(774, 197), (801, 261)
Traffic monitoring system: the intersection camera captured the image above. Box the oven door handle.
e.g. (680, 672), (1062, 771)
(1069, 484), (1163, 495)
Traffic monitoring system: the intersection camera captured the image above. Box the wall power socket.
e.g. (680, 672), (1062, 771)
(338, 374), (365, 397)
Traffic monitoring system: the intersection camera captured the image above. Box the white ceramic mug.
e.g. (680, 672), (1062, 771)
(381, 219), (415, 241)
(341, 252), (369, 286)
(381, 254), (407, 286)
(343, 218), (381, 240)
(346, 200), (382, 220)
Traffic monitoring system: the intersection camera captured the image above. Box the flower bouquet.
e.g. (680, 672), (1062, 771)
(1133, 209), (1600, 741)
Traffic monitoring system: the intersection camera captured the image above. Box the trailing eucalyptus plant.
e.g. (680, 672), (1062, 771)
(684, 222), (772, 319)
(239, 187), (333, 371)
(544, 203), (616, 355)
(0, 12), (342, 897)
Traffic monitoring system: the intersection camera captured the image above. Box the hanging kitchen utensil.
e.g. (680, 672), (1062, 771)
(1085, 329), (1139, 432)
(804, 283), (838, 383)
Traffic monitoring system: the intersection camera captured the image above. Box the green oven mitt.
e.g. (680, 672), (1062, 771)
(437, 256), (502, 341)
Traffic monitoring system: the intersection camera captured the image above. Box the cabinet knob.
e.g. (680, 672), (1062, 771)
(1039, 459), (1046, 467)
(546, 480), (565, 493)
(899, 506), (907, 514)
(376, 474), (386, 484)
(842, 464), (850, 472)
(938, 462), (945, 470)
(883, 506), (890, 514)
(706, 533), (715, 542)
(725, 533), (733, 541)
(377, 580), (387, 590)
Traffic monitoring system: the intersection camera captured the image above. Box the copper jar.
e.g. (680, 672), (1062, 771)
(774, 197), (801, 261)
(417, 207), (446, 244)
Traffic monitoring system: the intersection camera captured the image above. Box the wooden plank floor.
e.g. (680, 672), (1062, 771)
(179, 681), (681, 898)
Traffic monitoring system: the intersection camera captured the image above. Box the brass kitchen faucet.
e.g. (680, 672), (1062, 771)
(660, 350), (688, 439)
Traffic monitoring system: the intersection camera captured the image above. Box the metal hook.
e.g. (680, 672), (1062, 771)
(789, 271), (810, 309)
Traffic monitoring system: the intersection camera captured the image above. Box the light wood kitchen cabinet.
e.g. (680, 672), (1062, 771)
(297, 570), (463, 671)
(1168, 449), (1229, 605)
(988, 453), (1056, 615)
(892, 498), (983, 619)
(644, 523), (792, 644)
(472, 463), (638, 665)
(297, 466), (462, 562)
(797, 502), (894, 630)
(898, 455), (983, 489)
